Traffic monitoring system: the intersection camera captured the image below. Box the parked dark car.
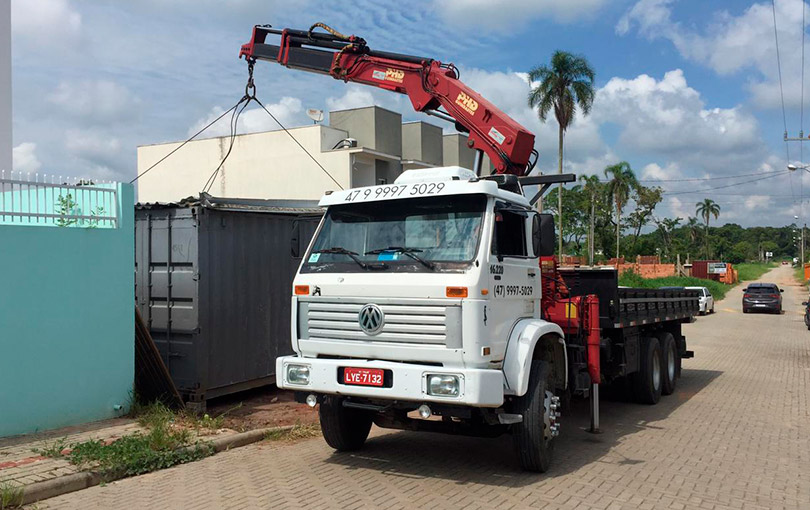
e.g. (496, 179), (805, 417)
(742, 283), (783, 314)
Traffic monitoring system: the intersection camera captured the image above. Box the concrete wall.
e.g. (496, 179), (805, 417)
(443, 133), (491, 173)
(0, 184), (135, 438)
(0, 1), (11, 173)
(137, 125), (351, 203)
(329, 106), (402, 157)
(402, 121), (442, 166)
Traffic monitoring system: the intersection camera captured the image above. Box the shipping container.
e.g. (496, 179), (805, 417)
(135, 194), (322, 409)
(690, 260), (719, 280)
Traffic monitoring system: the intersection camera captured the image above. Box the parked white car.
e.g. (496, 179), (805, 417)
(686, 286), (714, 315)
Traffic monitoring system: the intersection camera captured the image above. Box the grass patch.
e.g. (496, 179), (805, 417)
(264, 423), (321, 442)
(0, 480), (23, 509)
(67, 428), (212, 480)
(619, 271), (732, 301)
(735, 262), (777, 282)
(29, 402), (215, 481)
(31, 437), (68, 459)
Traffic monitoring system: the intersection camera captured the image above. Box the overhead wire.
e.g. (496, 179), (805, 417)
(662, 171), (790, 195)
(773, 0), (792, 164)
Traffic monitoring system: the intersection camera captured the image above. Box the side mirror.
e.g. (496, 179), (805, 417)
(802, 301), (808, 306)
(742, 288), (748, 292)
(780, 289), (784, 292)
(531, 214), (542, 256)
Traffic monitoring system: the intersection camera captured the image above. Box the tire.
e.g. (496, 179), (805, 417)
(633, 336), (662, 405)
(511, 360), (555, 473)
(742, 308), (749, 314)
(319, 395), (373, 452)
(659, 333), (677, 396)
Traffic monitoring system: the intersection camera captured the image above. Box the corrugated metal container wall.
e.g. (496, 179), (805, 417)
(135, 198), (321, 405)
(691, 260), (719, 281)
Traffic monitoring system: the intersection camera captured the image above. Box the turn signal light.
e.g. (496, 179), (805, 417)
(446, 286), (468, 298)
(294, 285), (310, 295)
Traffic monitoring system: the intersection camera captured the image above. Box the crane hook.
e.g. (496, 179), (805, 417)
(245, 59), (257, 100)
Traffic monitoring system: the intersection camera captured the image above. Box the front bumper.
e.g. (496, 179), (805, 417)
(276, 356), (504, 407)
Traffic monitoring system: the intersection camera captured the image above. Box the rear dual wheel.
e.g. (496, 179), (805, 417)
(658, 332), (678, 396)
(633, 337), (662, 405)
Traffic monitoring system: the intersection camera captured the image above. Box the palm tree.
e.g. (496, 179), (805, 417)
(604, 162), (637, 259)
(685, 216), (701, 260)
(528, 51), (595, 257)
(696, 199), (721, 259)
(579, 174), (602, 265)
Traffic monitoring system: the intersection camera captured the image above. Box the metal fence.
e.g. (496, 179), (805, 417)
(0, 170), (119, 228)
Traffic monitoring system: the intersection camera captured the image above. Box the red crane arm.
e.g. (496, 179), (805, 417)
(240, 25), (537, 175)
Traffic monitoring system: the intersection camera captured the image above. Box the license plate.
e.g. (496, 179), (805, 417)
(343, 367), (384, 387)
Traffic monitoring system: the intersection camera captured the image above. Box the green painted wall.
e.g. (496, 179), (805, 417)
(0, 184), (134, 437)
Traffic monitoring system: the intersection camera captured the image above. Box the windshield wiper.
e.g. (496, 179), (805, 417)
(313, 247), (387, 270)
(365, 246), (436, 270)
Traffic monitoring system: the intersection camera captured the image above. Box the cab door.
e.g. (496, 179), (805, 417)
(486, 205), (539, 349)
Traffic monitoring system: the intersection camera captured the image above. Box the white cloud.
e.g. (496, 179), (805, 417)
(187, 97), (305, 138)
(12, 142), (41, 174)
(437, 0), (611, 29)
(592, 70), (764, 165)
(617, 1), (808, 109)
(65, 129), (122, 164)
(640, 162), (681, 180)
(326, 89), (378, 112)
(47, 81), (140, 124)
(11, 0), (81, 48)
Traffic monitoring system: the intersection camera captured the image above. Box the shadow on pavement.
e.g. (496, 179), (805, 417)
(323, 368), (722, 488)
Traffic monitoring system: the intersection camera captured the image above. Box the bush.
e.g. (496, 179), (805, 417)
(619, 270), (731, 301)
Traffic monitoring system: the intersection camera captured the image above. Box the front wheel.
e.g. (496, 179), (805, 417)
(511, 360), (557, 473)
(319, 396), (373, 452)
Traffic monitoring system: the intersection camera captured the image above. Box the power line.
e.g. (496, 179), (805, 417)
(627, 169), (787, 183)
(662, 171), (789, 195)
(772, 0), (792, 163)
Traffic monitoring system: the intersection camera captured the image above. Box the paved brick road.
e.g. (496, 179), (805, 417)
(45, 266), (809, 509)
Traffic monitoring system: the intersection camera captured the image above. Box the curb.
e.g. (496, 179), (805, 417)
(20, 425), (293, 505)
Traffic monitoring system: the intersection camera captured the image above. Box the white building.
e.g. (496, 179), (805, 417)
(1, 2), (11, 173)
(136, 106), (491, 203)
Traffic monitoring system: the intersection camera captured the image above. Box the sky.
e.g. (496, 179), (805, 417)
(8, 0), (810, 227)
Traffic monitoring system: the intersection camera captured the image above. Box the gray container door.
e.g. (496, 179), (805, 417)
(135, 209), (200, 393)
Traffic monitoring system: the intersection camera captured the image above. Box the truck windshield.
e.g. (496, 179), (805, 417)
(303, 194), (486, 272)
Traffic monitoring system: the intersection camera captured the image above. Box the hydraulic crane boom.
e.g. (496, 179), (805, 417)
(240, 24), (537, 175)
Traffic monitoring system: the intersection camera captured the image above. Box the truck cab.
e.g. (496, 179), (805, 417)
(276, 167), (567, 471)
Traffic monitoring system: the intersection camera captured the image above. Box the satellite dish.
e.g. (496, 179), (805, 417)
(306, 108), (324, 124)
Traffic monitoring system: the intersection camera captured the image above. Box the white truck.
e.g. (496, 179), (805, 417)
(276, 168), (698, 472)
(242, 23), (700, 472)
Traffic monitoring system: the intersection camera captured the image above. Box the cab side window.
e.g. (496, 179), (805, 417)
(491, 210), (527, 257)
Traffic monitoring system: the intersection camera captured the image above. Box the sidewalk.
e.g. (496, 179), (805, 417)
(0, 416), (242, 506)
(0, 419), (143, 488)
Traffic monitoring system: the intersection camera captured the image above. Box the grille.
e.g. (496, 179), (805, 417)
(298, 298), (462, 347)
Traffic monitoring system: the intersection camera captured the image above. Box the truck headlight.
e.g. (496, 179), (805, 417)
(427, 374), (460, 397)
(286, 364), (311, 385)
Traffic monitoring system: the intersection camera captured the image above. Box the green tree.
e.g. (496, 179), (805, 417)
(627, 185), (663, 251)
(696, 198), (721, 258)
(528, 50), (595, 257)
(604, 162), (638, 259)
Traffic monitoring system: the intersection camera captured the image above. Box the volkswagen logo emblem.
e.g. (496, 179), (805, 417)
(358, 304), (384, 335)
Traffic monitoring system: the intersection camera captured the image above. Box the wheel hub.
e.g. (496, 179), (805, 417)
(667, 343), (676, 382)
(543, 391), (561, 440)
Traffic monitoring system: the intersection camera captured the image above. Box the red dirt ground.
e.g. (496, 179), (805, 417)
(206, 386), (318, 432)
